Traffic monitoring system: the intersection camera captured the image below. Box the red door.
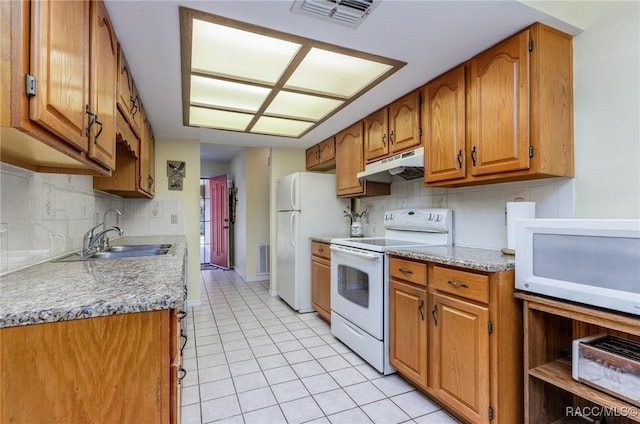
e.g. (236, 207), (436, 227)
(209, 175), (229, 269)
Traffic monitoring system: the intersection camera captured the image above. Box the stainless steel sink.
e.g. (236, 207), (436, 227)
(55, 244), (174, 262)
(107, 244), (173, 252)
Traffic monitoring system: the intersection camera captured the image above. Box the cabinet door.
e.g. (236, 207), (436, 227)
(311, 255), (331, 322)
(140, 112), (155, 196)
(116, 46), (135, 128)
(335, 121), (364, 196)
(29, 0), (89, 152)
(388, 90), (421, 154)
(389, 280), (427, 389)
(423, 66), (466, 183)
(305, 145), (319, 169)
(469, 30), (530, 176)
(88, 0), (117, 170)
(430, 292), (490, 423)
(363, 108), (388, 162)
(317, 137), (336, 164)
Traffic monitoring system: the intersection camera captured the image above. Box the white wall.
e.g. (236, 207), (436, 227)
(230, 147), (271, 282)
(572, 1), (640, 218)
(201, 161), (229, 178)
(268, 148), (306, 295)
(148, 137), (201, 305)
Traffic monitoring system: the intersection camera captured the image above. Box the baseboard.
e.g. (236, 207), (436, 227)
(269, 289), (278, 297)
(185, 299), (202, 308)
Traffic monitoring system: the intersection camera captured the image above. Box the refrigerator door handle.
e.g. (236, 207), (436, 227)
(290, 174), (297, 210)
(289, 213), (296, 248)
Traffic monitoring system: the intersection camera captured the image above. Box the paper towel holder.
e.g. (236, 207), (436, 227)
(502, 198), (536, 256)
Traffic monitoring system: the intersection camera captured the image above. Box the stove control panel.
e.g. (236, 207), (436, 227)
(384, 209), (452, 233)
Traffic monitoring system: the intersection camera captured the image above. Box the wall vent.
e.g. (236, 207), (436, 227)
(257, 243), (270, 276)
(290, 0), (380, 28)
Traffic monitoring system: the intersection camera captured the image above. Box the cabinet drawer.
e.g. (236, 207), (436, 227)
(431, 265), (489, 303)
(389, 257), (427, 286)
(311, 241), (330, 260)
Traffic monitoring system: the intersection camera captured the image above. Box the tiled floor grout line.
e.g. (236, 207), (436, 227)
(182, 269), (460, 424)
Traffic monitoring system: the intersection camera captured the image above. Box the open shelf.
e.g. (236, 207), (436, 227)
(529, 358), (640, 422)
(519, 293), (640, 424)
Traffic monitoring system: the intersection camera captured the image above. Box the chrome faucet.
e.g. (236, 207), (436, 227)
(82, 225), (124, 257)
(81, 209), (124, 257)
(103, 209), (122, 227)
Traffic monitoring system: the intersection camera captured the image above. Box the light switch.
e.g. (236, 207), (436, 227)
(171, 214), (178, 224)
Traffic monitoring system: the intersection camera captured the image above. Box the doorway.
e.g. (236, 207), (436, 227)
(200, 175), (231, 269)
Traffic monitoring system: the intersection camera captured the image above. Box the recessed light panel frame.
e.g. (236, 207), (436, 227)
(179, 7), (406, 138)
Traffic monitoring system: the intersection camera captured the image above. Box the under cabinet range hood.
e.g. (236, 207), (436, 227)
(357, 147), (424, 180)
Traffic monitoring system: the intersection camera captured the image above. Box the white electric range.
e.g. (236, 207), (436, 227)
(330, 208), (453, 374)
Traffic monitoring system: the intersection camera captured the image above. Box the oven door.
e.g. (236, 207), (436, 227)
(330, 244), (384, 339)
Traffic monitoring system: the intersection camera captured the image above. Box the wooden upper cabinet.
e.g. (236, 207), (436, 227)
(305, 137), (336, 171)
(469, 30), (530, 176)
(140, 107), (155, 196)
(88, 0), (117, 170)
(29, 0), (90, 152)
(423, 66), (466, 184)
(363, 107), (389, 162)
(116, 46), (136, 129)
(364, 90), (421, 163)
(388, 90), (421, 154)
(335, 122), (364, 196)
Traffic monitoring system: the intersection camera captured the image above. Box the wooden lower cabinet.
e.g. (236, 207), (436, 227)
(311, 241), (331, 322)
(0, 309), (181, 423)
(388, 256), (522, 424)
(389, 279), (428, 388)
(430, 292), (490, 423)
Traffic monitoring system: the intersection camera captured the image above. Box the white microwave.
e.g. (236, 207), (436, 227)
(515, 219), (640, 315)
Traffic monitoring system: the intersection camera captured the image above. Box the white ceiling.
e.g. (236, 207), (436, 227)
(103, 0), (580, 164)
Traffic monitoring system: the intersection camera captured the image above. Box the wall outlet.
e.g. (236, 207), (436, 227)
(149, 201), (162, 218)
(171, 214), (178, 224)
(433, 195), (446, 209)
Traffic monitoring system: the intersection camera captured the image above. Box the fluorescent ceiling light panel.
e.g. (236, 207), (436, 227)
(190, 75), (271, 112)
(251, 117), (315, 137)
(266, 91), (344, 120)
(285, 48), (393, 97)
(180, 7), (405, 138)
(191, 19), (300, 84)
(189, 106), (253, 131)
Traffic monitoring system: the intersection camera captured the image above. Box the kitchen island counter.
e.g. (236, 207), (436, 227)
(0, 236), (186, 328)
(387, 245), (515, 272)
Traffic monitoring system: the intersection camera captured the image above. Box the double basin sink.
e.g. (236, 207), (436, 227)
(56, 243), (174, 262)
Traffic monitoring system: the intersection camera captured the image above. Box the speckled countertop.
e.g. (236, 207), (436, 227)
(0, 236), (186, 328)
(387, 245), (515, 272)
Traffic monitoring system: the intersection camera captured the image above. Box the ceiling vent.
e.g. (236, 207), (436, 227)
(291, 0), (380, 28)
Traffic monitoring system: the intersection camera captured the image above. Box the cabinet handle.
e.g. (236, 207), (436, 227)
(471, 146), (477, 166)
(178, 366), (187, 384)
(432, 304), (438, 326)
(85, 105), (97, 137)
(418, 300), (424, 320)
(93, 119), (103, 144)
(180, 332), (188, 355)
(447, 280), (469, 289)
(130, 96), (138, 118)
(389, 130), (395, 144)
(398, 268), (413, 275)
(382, 134), (387, 147)
(457, 149), (463, 168)
(177, 309), (187, 320)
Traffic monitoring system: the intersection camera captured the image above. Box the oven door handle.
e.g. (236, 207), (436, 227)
(330, 245), (382, 261)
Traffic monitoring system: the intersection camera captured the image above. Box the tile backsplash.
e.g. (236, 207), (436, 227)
(359, 176), (575, 250)
(0, 163), (183, 274)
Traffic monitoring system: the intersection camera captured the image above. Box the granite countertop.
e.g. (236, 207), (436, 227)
(0, 236), (187, 329)
(387, 245), (515, 272)
(310, 235), (349, 244)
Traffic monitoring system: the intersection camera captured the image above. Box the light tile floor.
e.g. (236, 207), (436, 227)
(181, 269), (461, 424)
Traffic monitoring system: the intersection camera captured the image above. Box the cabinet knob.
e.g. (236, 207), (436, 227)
(398, 268), (413, 275)
(471, 146), (477, 166)
(418, 300), (424, 320)
(457, 150), (463, 168)
(447, 280), (469, 289)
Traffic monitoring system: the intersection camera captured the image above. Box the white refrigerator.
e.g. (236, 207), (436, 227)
(276, 172), (348, 312)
